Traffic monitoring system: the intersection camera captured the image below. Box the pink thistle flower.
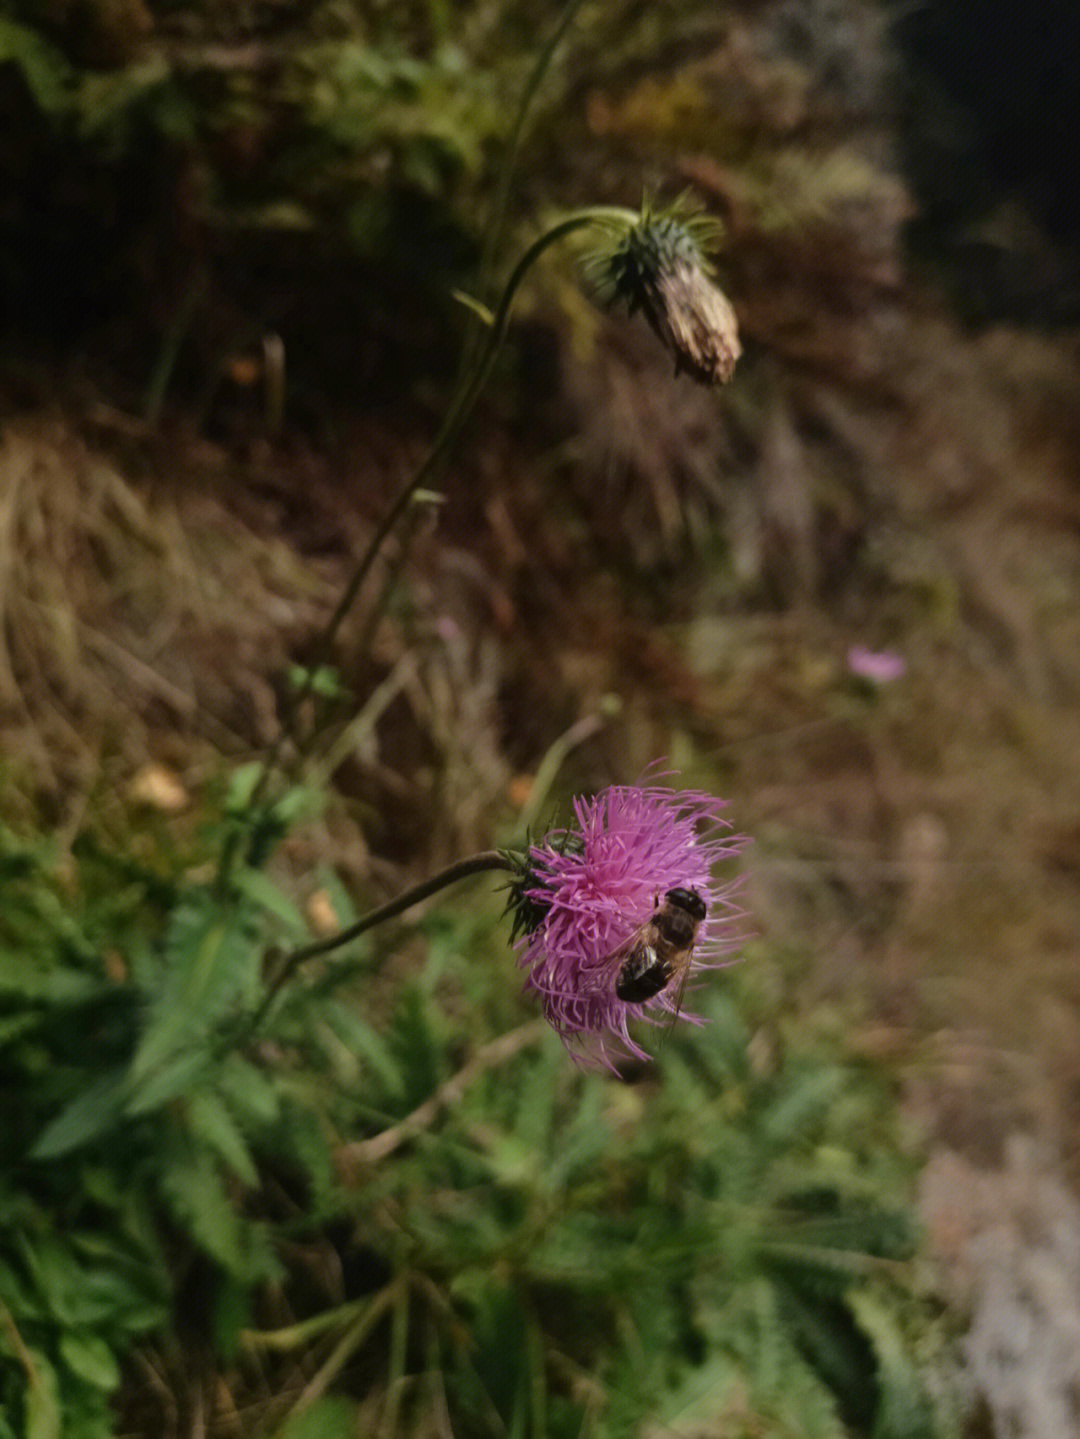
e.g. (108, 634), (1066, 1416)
(514, 780), (748, 1068)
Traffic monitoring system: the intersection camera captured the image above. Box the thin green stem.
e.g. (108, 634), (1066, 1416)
(216, 206), (636, 895)
(461, 0), (588, 378)
(252, 850), (514, 1029)
(312, 207), (637, 671)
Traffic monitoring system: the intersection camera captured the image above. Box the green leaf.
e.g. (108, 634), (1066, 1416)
(159, 1142), (245, 1275)
(160, 1129), (280, 1282)
(225, 762), (263, 814)
(325, 1008), (404, 1103)
(265, 1100), (333, 1207)
(273, 1396), (356, 1439)
(269, 784), (323, 829)
(233, 867), (306, 934)
(761, 1063), (844, 1147)
(0, 955), (102, 1003)
(213, 1273), (252, 1362)
(849, 1289), (935, 1439)
(286, 664), (347, 700)
(0, 19), (72, 118)
(0, 1011), (43, 1047)
(124, 1047), (212, 1116)
(216, 1054), (281, 1127)
(30, 1070), (126, 1160)
(129, 893), (259, 1087)
(75, 55), (174, 146)
(187, 1091), (259, 1187)
(23, 1351), (61, 1439)
(57, 1333), (121, 1392)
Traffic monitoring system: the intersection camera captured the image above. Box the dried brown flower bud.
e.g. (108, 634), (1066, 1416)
(646, 255), (741, 385)
(584, 200), (741, 386)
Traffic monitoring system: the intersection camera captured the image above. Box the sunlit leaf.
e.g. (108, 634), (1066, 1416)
(23, 1350), (61, 1439)
(57, 1333), (120, 1392)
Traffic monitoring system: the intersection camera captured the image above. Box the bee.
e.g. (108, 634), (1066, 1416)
(614, 887), (708, 1008)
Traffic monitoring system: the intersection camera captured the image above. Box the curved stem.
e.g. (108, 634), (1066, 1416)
(216, 206), (636, 894)
(215, 203), (641, 903)
(311, 208), (638, 670)
(253, 850), (515, 1027)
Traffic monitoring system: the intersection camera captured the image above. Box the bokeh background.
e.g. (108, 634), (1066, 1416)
(2, 2), (1080, 1436)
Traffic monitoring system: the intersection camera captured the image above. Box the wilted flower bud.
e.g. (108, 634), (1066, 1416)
(585, 201), (741, 385)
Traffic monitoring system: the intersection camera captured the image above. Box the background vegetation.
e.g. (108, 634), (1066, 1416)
(2, 2), (1080, 1436)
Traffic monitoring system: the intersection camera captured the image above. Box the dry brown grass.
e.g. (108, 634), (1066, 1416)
(0, 418), (323, 833)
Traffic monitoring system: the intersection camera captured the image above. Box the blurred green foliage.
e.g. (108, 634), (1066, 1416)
(0, 4), (532, 301)
(0, 802), (957, 1437)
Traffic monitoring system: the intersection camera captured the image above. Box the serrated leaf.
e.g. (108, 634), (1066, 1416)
(18, 1235), (140, 1329)
(760, 1063), (843, 1146)
(546, 1083), (608, 1186)
(387, 984), (442, 1110)
(124, 1047), (212, 1116)
(161, 1130), (280, 1282)
(0, 955), (102, 1003)
(187, 1091), (259, 1187)
(651, 1351), (740, 1433)
(849, 1289), (935, 1439)
(325, 1007), (404, 1103)
(267, 1100), (333, 1206)
(129, 895), (259, 1087)
(216, 1054), (281, 1127)
(159, 1141), (245, 1275)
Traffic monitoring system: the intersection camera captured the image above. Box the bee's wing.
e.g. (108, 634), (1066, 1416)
(668, 955), (694, 1019)
(603, 912), (653, 968)
(654, 949), (695, 1051)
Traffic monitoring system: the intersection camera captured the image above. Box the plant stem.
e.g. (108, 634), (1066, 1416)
(460, 0), (588, 380)
(254, 850), (514, 1026)
(216, 206), (636, 894)
(297, 208), (637, 680)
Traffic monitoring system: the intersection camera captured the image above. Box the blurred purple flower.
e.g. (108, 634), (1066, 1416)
(515, 780), (747, 1067)
(847, 646), (907, 684)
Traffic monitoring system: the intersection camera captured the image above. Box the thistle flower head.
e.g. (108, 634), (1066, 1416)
(510, 778), (747, 1068)
(584, 196), (741, 385)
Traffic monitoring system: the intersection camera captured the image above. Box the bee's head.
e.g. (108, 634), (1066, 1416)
(665, 887), (707, 921)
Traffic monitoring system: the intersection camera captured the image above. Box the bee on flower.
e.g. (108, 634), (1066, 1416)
(505, 780), (748, 1068)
